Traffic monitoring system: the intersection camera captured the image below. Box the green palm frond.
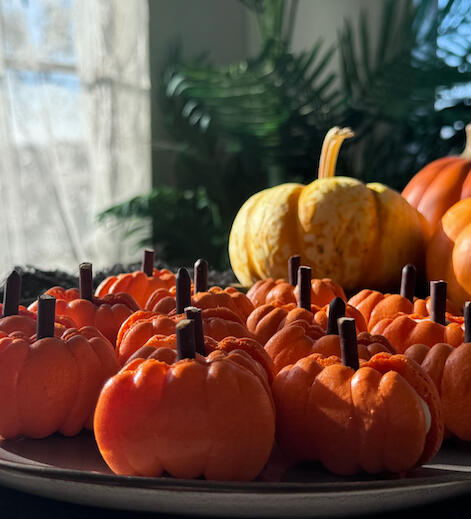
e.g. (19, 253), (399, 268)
(338, 0), (471, 187)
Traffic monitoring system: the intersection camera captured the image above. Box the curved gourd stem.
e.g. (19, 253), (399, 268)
(338, 317), (359, 371)
(288, 255), (301, 286)
(317, 127), (355, 180)
(36, 295), (56, 339)
(141, 249), (155, 277)
(462, 124), (471, 160)
(2, 270), (21, 317)
(176, 319), (196, 360)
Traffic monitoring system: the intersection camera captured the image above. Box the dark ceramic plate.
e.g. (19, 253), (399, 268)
(0, 433), (471, 517)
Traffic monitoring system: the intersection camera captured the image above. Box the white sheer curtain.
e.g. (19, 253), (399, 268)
(0, 0), (151, 279)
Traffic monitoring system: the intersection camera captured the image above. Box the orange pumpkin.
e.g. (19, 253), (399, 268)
(0, 295), (119, 439)
(402, 124), (471, 236)
(272, 317), (443, 475)
(94, 249), (176, 308)
(426, 197), (471, 310)
(94, 319), (275, 480)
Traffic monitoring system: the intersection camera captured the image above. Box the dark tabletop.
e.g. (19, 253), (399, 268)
(1, 484), (471, 519)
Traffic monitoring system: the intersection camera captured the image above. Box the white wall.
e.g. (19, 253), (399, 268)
(247, 0), (383, 74)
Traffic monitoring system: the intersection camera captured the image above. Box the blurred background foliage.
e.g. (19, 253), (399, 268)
(99, 0), (471, 270)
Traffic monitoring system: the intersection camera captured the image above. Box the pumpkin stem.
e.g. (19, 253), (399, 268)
(338, 317), (359, 371)
(2, 270), (21, 317)
(176, 267), (192, 314)
(185, 306), (206, 355)
(142, 249), (155, 277)
(194, 259), (208, 293)
(430, 280), (447, 326)
(288, 255), (301, 286)
(326, 297), (346, 335)
(79, 262), (94, 301)
(464, 302), (471, 343)
(176, 319), (196, 360)
(297, 266), (311, 311)
(36, 295), (56, 339)
(317, 127), (354, 180)
(461, 124), (471, 160)
(400, 264), (416, 303)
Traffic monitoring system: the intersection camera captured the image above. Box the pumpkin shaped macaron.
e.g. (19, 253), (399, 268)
(1, 271), (71, 336)
(146, 262), (254, 323)
(247, 267), (364, 346)
(94, 249), (176, 308)
(127, 306), (275, 385)
(405, 301), (471, 442)
(247, 266), (321, 345)
(94, 319), (275, 481)
(349, 264), (460, 331)
(310, 297), (395, 360)
(116, 276), (255, 366)
(0, 295), (119, 439)
(273, 317), (443, 475)
(371, 280), (464, 353)
(264, 297), (391, 375)
(34, 263), (140, 347)
(246, 255), (346, 308)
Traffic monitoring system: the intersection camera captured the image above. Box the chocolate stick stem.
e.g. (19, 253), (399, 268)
(185, 306), (206, 355)
(464, 302), (471, 343)
(176, 267), (192, 314)
(430, 280), (447, 326)
(326, 297), (346, 335)
(288, 255), (301, 286)
(142, 249), (155, 277)
(176, 319), (196, 360)
(400, 264), (416, 302)
(2, 270), (21, 317)
(79, 262), (93, 301)
(36, 295), (56, 339)
(194, 259), (208, 293)
(297, 266), (311, 311)
(338, 317), (359, 371)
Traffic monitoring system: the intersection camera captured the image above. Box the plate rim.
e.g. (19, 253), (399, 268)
(1, 453), (471, 495)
